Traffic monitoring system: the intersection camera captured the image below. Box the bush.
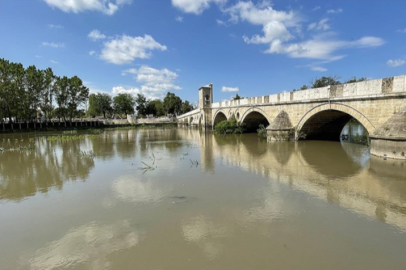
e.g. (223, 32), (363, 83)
(257, 124), (267, 138)
(214, 119), (245, 134)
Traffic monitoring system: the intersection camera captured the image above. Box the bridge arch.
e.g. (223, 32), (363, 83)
(213, 110), (228, 127)
(297, 103), (375, 141)
(240, 108), (271, 132)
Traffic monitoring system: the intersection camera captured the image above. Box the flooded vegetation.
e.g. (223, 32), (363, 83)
(0, 129), (406, 269)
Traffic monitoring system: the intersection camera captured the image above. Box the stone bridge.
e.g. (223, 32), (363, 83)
(177, 76), (406, 159)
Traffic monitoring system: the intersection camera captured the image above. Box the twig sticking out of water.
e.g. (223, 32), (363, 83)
(81, 150), (95, 158)
(139, 161), (156, 174)
(149, 153), (156, 165)
(190, 159), (199, 168)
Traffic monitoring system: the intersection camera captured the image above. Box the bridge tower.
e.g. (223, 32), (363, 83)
(198, 84), (213, 128)
(199, 84), (213, 108)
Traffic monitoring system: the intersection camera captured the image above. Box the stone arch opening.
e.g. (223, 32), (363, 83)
(299, 110), (369, 141)
(204, 95), (210, 106)
(213, 111), (227, 127)
(241, 111), (270, 133)
(189, 116), (194, 126)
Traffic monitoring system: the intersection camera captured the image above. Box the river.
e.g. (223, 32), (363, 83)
(0, 128), (405, 270)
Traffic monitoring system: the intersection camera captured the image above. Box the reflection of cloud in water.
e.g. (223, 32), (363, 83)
(113, 177), (167, 203)
(239, 183), (290, 228)
(182, 216), (228, 260)
(25, 220), (139, 270)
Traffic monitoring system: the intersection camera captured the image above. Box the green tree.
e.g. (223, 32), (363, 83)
(67, 76), (89, 121)
(310, 76), (341, 88)
(0, 59), (15, 123)
(345, 77), (367, 83)
(145, 99), (165, 117)
(113, 93), (135, 116)
(181, 100), (194, 114)
(163, 92), (182, 115)
(87, 93), (98, 117)
(24, 65), (44, 121)
(135, 93), (148, 116)
(54, 76), (70, 121)
(40, 68), (56, 121)
(96, 93), (112, 118)
(11, 62), (25, 122)
(232, 94), (242, 100)
(0, 59), (25, 123)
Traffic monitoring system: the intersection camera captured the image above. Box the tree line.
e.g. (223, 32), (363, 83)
(87, 91), (194, 119)
(0, 58), (89, 123)
(0, 58), (195, 123)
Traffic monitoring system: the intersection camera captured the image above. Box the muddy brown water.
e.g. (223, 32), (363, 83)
(0, 129), (406, 270)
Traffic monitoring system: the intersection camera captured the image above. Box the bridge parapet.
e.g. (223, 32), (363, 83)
(177, 109), (200, 119)
(206, 75), (406, 110)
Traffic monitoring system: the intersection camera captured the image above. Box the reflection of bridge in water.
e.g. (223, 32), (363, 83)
(179, 129), (406, 232)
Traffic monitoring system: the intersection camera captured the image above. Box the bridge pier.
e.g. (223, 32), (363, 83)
(370, 111), (406, 160)
(266, 110), (293, 141)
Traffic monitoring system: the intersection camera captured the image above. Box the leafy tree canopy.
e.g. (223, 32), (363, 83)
(181, 100), (194, 114)
(232, 94), (242, 100)
(163, 92), (182, 115)
(345, 77), (367, 84)
(310, 76), (341, 88)
(113, 93), (135, 116)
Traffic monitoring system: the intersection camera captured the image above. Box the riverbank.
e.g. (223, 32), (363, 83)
(0, 122), (178, 134)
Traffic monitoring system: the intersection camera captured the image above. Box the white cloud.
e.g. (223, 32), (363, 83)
(327, 8), (343, 14)
(50, 60), (58, 64)
(42, 42), (65, 48)
(175, 16), (183, 22)
(100, 35), (167, 65)
(219, 1), (383, 62)
(308, 18), (330, 31)
(89, 88), (111, 94)
(120, 66), (181, 99)
(217, 19), (227, 26)
(88, 29), (106, 41)
(225, 1), (300, 45)
(221, 86), (239, 92)
(244, 20), (293, 44)
(266, 35), (384, 60)
(112, 86), (141, 96)
(312, 6), (321, 11)
(35, 55), (42, 58)
(172, 0), (226, 15)
(387, 59), (405, 67)
(89, 50), (96, 56)
(43, 0), (132, 15)
(225, 1), (300, 27)
(257, 0), (272, 9)
(48, 24), (63, 29)
(311, 66), (327, 72)
(398, 28), (406, 33)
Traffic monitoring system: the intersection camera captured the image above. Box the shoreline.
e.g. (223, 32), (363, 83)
(0, 122), (178, 134)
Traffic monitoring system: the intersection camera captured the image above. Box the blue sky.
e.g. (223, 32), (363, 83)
(1, 0), (406, 104)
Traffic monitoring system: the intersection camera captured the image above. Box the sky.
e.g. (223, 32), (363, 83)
(1, 0), (406, 104)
